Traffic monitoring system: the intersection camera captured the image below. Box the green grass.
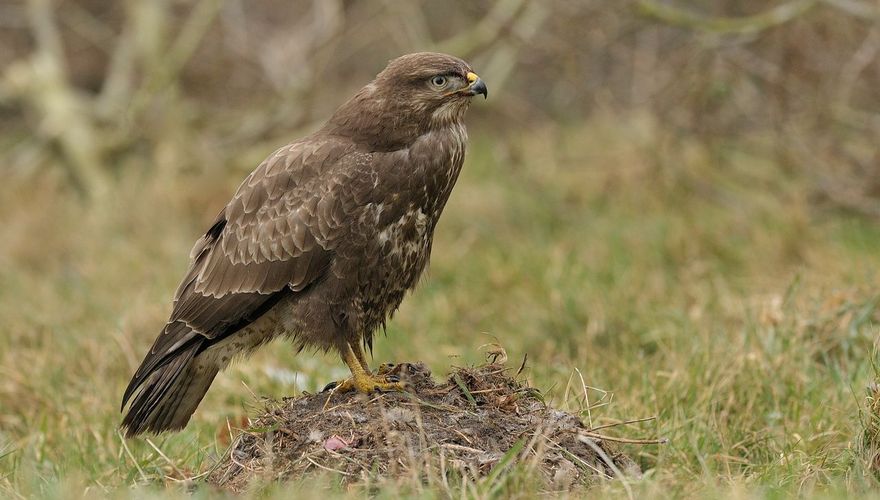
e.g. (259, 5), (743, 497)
(2, 114), (880, 498)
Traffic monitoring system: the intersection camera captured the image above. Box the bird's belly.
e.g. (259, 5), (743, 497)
(358, 208), (435, 329)
(376, 206), (432, 278)
(376, 232), (432, 290)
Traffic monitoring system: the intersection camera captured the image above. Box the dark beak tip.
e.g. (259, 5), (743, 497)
(473, 79), (488, 99)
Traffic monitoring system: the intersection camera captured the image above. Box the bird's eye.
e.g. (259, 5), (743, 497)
(430, 75), (448, 89)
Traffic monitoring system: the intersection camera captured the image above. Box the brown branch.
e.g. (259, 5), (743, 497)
(436, 0), (528, 56)
(128, 0), (223, 117)
(822, 0), (880, 20)
(9, 0), (109, 198)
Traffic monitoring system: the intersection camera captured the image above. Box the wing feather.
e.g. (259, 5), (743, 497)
(124, 137), (354, 403)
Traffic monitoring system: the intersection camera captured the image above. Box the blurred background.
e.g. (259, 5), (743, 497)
(3, 0), (880, 203)
(2, 0), (880, 496)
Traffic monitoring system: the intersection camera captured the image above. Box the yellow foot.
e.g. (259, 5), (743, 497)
(323, 371), (406, 394)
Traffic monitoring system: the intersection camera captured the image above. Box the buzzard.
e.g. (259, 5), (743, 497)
(121, 52), (487, 437)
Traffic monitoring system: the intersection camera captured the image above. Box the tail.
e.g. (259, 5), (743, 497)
(121, 342), (218, 437)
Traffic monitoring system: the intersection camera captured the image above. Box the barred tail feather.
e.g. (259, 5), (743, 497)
(121, 343), (218, 437)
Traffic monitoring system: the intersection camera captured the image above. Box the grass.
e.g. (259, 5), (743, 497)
(1, 112), (880, 498)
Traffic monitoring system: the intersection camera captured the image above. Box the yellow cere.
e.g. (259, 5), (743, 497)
(466, 72), (479, 84)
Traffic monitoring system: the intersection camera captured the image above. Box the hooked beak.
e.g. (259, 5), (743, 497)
(465, 72), (488, 99)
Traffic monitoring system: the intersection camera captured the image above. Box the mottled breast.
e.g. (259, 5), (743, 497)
(358, 123), (468, 328)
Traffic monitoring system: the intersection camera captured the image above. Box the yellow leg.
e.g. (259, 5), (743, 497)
(351, 340), (372, 373)
(351, 341), (397, 375)
(332, 343), (406, 394)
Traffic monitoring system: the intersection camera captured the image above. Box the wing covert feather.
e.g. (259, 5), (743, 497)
(133, 137), (358, 382)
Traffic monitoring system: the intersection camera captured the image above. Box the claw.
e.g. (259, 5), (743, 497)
(377, 363), (396, 375)
(323, 367), (406, 394)
(333, 344), (407, 394)
(332, 373), (406, 394)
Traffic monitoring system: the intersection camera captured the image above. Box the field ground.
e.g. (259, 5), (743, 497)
(2, 114), (880, 498)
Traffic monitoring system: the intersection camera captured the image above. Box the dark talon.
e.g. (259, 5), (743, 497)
(386, 375), (400, 383)
(322, 381), (339, 392)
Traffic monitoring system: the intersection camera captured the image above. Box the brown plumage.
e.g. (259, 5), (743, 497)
(121, 52), (487, 437)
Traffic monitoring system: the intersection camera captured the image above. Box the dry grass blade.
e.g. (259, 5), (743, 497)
(452, 373), (478, 408)
(579, 431), (668, 446)
(589, 416), (657, 432)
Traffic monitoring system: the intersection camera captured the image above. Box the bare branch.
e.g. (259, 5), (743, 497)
(636, 0), (819, 35)
(6, 0), (109, 197)
(436, 0), (528, 56)
(822, 0), (880, 20)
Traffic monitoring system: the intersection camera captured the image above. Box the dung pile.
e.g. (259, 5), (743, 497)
(208, 362), (644, 492)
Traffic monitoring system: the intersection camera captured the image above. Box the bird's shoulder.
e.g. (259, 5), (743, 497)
(232, 135), (357, 212)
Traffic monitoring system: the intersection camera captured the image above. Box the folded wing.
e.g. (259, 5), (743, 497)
(122, 138), (354, 408)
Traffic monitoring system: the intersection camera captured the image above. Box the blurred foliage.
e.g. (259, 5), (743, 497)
(1, 0), (879, 213)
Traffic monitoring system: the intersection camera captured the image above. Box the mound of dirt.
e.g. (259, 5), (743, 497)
(208, 362), (642, 492)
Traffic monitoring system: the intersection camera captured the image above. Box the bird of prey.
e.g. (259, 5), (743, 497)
(121, 52), (487, 437)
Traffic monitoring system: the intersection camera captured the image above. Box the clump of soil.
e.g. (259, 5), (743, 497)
(208, 362), (642, 492)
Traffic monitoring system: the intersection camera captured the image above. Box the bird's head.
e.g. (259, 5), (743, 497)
(375, 52), (488, 124)
(325, 52), (487, 150)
